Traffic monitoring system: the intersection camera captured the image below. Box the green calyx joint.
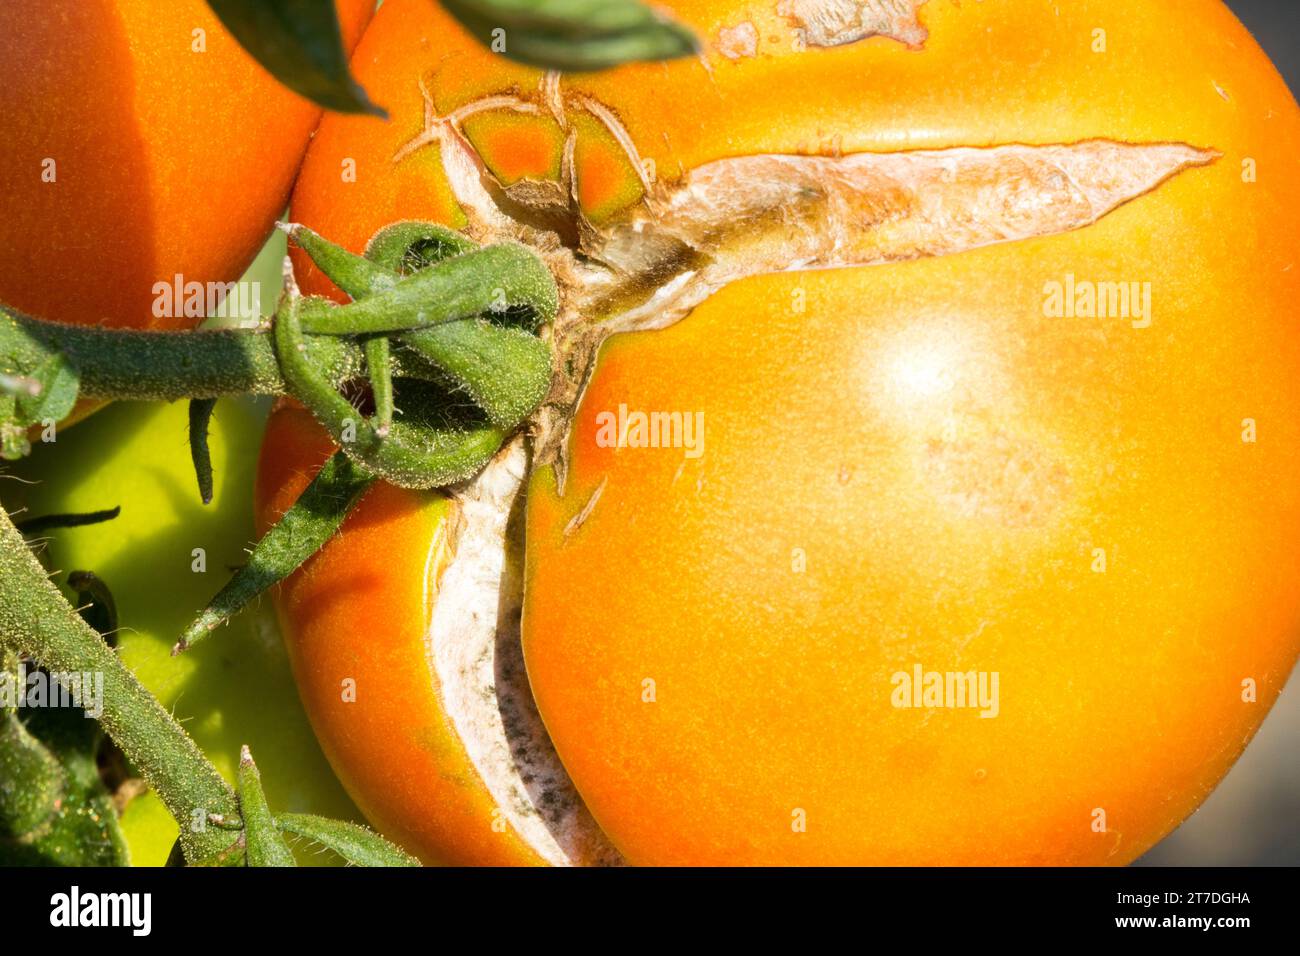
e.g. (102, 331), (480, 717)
(176, 221), (555, 655)
(274, 220), (555, 488)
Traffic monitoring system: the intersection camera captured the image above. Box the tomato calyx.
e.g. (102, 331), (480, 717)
(176, 221), (558, 654)
(0, 220), (558, 488)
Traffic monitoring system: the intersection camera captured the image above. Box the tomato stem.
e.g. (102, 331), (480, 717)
(0, 508), (242, 862)
(1, 307), (363, 402)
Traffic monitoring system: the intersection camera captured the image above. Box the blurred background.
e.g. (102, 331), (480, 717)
(1136, 0), (1300, 866)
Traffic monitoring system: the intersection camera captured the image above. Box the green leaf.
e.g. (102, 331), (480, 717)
(277, 813), (421, 867)
(205, 0), (384, 116)
(0, 351), (78, 461)
(440, 0), (699, 71)
(1, 649), (130, 867)
(0, 707), (66, 841)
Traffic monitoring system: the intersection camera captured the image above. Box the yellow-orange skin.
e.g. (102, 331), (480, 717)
(273, 0), (1300, 865)
(0, 0), (372, 329)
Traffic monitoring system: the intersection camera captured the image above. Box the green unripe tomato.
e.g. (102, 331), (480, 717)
(5, 398), (357, 865)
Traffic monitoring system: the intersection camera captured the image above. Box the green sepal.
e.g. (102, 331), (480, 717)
(298, 243), (558, 336)
(174, 450), (374, 654)
(188, 398), (220, 505)
(276, 813), (421, 867)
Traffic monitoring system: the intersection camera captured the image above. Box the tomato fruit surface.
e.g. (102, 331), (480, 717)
(267, 0), (1300, 865)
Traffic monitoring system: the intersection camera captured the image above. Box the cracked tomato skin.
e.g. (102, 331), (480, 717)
(255, 403), (552, 866)
(0, 0), (372, 329)
(275, 0), (1300, 865)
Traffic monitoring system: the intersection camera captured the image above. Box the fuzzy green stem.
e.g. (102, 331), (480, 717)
(237, 746), (296, 867)
(0, 308), (371, 402)
(0, 508), (240, 861)
(364, 337), (394, 436)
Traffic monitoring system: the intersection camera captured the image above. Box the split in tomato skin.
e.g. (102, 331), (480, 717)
(256, 404), (564, 866)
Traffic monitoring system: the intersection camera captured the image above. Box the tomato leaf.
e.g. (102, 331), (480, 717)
(1, 649), (130, 867)
(439, 0), (699, 71)
(205, 0), (384, 116)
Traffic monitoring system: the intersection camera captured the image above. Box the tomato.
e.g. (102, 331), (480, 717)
(267, 0), (1300, 865)
(6, 397), (358, 865)
(0, 0), (373, 330)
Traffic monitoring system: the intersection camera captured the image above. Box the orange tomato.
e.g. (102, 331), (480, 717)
(267, 0), (1300, 865)
(0, 0), (373, 329)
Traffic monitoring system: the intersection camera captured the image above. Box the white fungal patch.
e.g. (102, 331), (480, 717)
(428, 439), (623, 866)
(718, 21), (760, 59)
(778, 0), (931, 49)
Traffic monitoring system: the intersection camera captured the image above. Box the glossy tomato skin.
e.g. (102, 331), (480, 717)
(274, 0), (1300, 865)
(521, 5), (1300, 864)
(0, 0), (372, 330)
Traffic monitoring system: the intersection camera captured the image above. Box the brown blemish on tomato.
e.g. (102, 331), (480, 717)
(922, 427), (1072, 529)
(563, 476), (608, 537)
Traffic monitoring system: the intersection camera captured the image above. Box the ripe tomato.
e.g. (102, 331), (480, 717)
(6, 399), (359, 865)
(267, 0), (1300, 865)
(0, 0), (373, 330)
